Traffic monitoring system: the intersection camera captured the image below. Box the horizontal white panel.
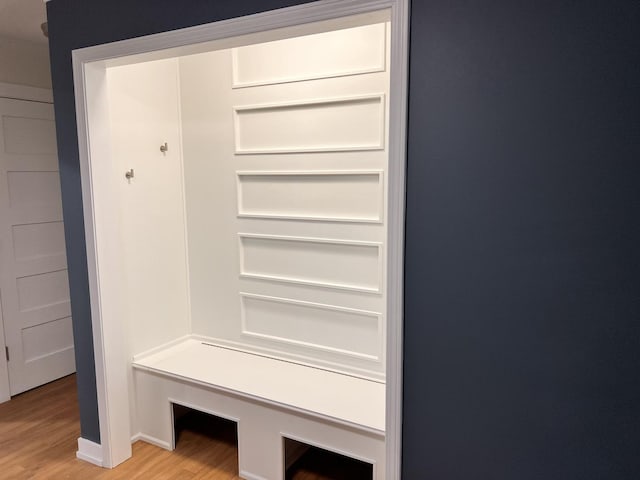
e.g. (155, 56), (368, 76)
(239, 234), (381, 292)
(7, 171), (62, 209)
(19, 300), (71, 330)
(241, 293), (381, 360)
(15, 253), (68, 278)
(2, 116), (57, 155)
(16, 269), (70, 312)
(2, 154), (59, 172)
(9, 205), (63, 225)
(232, 23), (386, 88)
(22, 316), (73, 362)
(237, 171), (383, 223)
(233, 95), (385, 154)
(12, 222), (66, 262)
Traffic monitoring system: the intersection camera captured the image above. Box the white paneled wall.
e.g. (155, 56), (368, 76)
(180, 22), (390, 379)
(106, 22), (390, 379)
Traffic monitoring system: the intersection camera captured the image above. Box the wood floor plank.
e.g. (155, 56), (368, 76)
(0, 374), (368, 479)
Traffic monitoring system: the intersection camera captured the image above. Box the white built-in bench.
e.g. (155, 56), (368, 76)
(131, 339), (385, 480)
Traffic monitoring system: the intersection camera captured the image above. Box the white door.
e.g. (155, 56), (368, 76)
(0, 97), (75, 397)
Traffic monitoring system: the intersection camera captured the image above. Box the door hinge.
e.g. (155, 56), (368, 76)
(5, 346), (8, 362)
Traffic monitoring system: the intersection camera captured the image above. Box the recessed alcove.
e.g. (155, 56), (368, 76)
(110, 13), (390, 381)
(172, 404), (240, 475)
(284, 438), (373, 480)
(72, 1), (407, 478)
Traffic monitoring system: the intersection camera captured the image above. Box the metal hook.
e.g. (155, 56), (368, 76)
(160, 142), (168, 153)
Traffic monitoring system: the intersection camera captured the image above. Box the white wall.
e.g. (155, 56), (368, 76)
(106, 58), (190, 357)
(178, 49), (241, 349)
(0, 36), (51, 89)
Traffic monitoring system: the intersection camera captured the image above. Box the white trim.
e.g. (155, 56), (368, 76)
(239, 471), (270, 480)
(76, 437), (104, 467)
(72, 1), (408, 477)
(0, 83), (53, 103)
(384, 1), (409, 479)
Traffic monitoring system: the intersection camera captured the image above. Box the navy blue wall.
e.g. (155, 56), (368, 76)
(403, 1), (639, 478)
(47, 0), (640, 477)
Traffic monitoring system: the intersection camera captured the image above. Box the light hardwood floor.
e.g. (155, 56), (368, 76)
(0, 375), (371, 479)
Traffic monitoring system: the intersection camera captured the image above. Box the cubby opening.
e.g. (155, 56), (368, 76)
(284, 438), (373, 480)
(172, 403), (239, 475)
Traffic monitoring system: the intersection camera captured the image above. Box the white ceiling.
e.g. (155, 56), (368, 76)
(0, 0), (48, 45)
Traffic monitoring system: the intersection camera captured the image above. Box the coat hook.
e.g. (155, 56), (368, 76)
(160, 142), (168, 153)
(125, 168), (134, 180)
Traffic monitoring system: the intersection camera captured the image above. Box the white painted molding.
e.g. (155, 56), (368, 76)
(384, 1), (409, 479)
(72, 1), (408, 477)
(0, 82), (53, 103)
(76, 437), (104, 467)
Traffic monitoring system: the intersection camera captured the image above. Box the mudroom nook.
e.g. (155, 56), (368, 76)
(72, 2), (407, 479)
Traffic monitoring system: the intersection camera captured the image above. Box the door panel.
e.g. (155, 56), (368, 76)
(0, 97), (75, 397)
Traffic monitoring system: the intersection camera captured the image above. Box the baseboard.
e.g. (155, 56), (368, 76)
(76, 437), (103, 467)
(239, 470), (271, 480)
(131, 432), (172, 451)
